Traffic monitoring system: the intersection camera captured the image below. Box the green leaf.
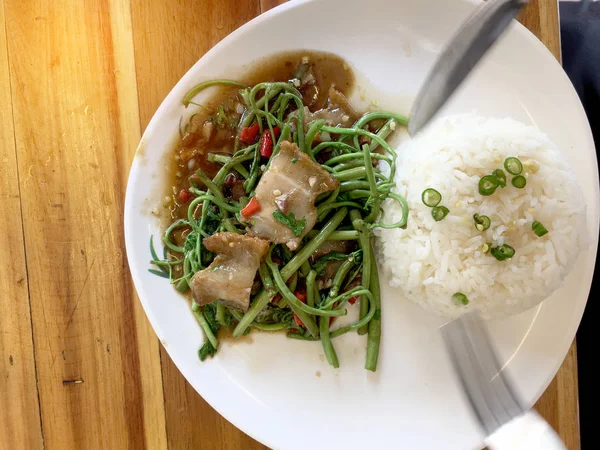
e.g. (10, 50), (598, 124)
(198, 342), (217, 361)
(203, 304), (220, 334)
(149, 235), (169, 277)
(255, 306), (293, 325)
(198, 304), (220, 362)
(216, 104), (227, 128)
(272, 210), (306, 237)
(184, 232), (198, 253)
(148, 269), (170, 278)
(312, 250), (362, 276)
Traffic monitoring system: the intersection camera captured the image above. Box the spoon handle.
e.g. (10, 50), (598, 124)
(408, 0), (527, 136)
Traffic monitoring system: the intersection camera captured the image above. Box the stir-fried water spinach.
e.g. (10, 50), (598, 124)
(149, 54), (408, 371)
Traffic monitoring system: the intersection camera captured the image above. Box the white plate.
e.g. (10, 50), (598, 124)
(124, 0), (600, 448)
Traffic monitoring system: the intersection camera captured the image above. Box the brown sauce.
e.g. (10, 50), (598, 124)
(164, 50), (355, 222)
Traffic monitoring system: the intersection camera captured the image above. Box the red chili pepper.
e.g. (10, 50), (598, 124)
(329, 301), (340, 326)
(293, 289), (307, 328)
(294, 289), (307, 302)
(239, 123), (260, 145)
(178, 188), (192, 203)
(240, 196), (261, 218)
(224, 173), (236, 187)
(259, 126), (280, 159)
(345, 275), (362, 305)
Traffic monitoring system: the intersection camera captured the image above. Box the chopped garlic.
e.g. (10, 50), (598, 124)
(389, 120), (397, 130)
(522, 158), (539, 173)
(320, 131), (331, 142)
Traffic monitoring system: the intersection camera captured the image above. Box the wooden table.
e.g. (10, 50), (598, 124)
(0, 0), (580, 448)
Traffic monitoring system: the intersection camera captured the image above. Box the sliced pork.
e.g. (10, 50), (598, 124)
(189, 232), (269, 311)
(244, 141), (339, 250)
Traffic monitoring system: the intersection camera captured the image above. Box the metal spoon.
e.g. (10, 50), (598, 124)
(441, 312), (566, 450)
(408, 0), (528, 136)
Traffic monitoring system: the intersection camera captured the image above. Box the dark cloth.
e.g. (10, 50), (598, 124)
(560, 2), (600, 448)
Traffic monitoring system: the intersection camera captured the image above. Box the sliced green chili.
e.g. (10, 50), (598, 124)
(422, 188), (442, 207)
(490, 244), (515, 261)
(479, 175), (499, 196)
(432, 205), (450, 222)
(473, 214), (491, 231)
(532, 221), (548, 237)
(452, 293), (469, 306)
(511, 175), (526, 189)
(504, 157), (523, 175)
(492, 169), (506, 188)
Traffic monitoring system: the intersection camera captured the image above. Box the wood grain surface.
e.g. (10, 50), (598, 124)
(0, 0), (579, 449)
(0, 1), (43, 448)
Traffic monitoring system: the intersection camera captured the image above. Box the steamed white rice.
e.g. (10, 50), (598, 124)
(376, 114), (589, 318)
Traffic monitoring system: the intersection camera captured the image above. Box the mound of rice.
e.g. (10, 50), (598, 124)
(376, 114), (588, 318)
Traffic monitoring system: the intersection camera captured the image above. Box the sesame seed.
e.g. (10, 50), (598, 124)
(229, 242), (235, 247)
(228, 273), (233, 280)
(302, 56), (309, 64)
(308, 176), (317, 187)
(273, 189), (282, 196)
(389, 121), (397, 130)
(260, 164), (266, 172)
